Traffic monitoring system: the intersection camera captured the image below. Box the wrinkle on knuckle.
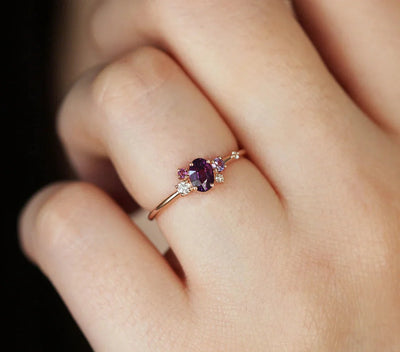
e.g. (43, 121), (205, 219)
(343, 166), (399, 224)
(355, 227), (399, 280)
(34, 182), (100, 258)
(90, 47), (175, 129)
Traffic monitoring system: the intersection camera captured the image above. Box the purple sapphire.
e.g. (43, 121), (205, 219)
(213, 157), (225, 172)
(188, 158), (214, 192)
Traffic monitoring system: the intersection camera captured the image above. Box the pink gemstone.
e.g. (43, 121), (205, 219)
(177, 168), (188, 179)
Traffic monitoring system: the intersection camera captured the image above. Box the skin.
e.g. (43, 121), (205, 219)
(20, 0), (400, 351)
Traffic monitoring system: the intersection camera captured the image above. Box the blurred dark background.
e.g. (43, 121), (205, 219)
(8, 1), (91, 350)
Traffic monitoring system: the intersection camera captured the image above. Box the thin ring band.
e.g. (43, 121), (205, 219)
(148, 149), (246, 220)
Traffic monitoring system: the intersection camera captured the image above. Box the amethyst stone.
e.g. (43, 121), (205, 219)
(188, 158), (214, 192)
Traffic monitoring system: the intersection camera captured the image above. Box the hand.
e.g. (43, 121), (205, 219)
(20, 1), (400, 351)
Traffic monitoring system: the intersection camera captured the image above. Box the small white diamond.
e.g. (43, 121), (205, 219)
(215, 174), (224, 183)
(232, 151), (240, 159)
(176, 181), (191, 195)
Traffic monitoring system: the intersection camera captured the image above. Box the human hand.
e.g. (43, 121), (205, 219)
(21, 1), (400, 351)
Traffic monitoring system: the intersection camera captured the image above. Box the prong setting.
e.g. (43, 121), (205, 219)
(232, 151), (240, 159)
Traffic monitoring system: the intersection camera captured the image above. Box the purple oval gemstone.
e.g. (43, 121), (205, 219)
(188, 158), (214, 192)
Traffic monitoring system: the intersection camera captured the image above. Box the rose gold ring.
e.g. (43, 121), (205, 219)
(148, 150), (246, 220)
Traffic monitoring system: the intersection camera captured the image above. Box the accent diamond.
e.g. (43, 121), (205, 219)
(176, 181), (191, 195)
(215, 174), (224, 183)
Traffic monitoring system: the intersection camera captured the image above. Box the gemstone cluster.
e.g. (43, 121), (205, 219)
(176, 155), (229, 195)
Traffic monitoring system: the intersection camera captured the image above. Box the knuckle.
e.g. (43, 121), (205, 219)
(354, 214), (400, 278)
(90, 47), (175, 126)
(34, 182), (100, 256)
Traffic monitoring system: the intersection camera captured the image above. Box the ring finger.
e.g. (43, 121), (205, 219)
(58, 46), (285, 286)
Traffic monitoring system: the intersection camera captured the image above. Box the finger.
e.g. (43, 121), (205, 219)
(90, 0), (386, 204)
(293, 0), (400, 135)
(63, 138), (139, 212)
(58, 47), (285, 285)
(19, 182), (186, 351)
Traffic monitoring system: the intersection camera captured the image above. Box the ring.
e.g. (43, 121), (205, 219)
(148, 150), (246, 220)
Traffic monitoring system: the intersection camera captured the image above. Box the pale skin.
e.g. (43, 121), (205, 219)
(20, 1), (400, 351)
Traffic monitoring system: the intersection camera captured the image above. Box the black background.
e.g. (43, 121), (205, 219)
(8, 1), (91, 350)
